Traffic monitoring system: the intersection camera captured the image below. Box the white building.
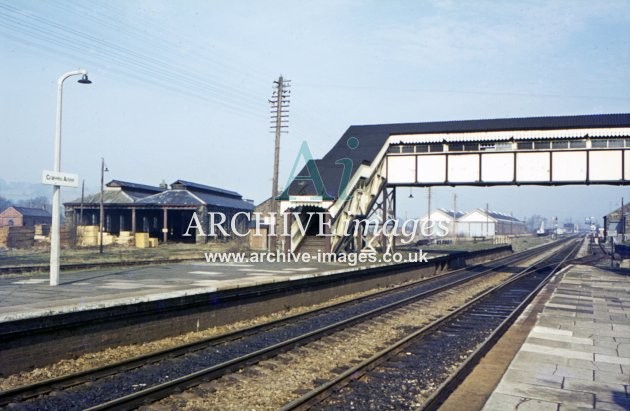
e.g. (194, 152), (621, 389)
(456, 209), (526, 237)
(417, 208), (465, 238)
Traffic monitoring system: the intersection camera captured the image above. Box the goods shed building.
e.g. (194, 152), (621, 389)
(64, 179), (254, 244)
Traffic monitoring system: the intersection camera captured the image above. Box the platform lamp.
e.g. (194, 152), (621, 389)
(50, 70), (92, 286)
(99, 158), (109, 254)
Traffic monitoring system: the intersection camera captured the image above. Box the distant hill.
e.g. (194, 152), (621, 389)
(0, 179), (92, 205)
(0, 179), (50, 201)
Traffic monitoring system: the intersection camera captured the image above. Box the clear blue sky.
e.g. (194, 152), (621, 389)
(1, 0), (629, 224)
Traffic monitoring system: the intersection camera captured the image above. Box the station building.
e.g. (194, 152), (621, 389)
(64, 179), (254, 244)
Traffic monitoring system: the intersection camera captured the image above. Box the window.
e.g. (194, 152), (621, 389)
(591, 139), (608, 148)
(428, 144), (443, 152)
(609, 139), (624, 148)
(551, 141), (568, 149)
(569, 140), (586, 149)
(448, 143), (464, 152)
(388, 145), (401, 153)
(401, 145), (414, 153)
(534, 141), (550, 149)
(517, 142), (532, 150)
(415, 144), (429, 152)
(464, 143), (479, 151)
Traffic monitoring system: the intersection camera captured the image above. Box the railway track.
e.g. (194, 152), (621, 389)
(282, 237), (582, 410)
(0, 238), (574, 410)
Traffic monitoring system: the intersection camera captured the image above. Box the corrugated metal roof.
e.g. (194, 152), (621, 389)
(65, 179), (253, 211)
(107, 180), (164, 193)
(287, 113), (630, 198)
(135, 189), (254, 210)
(437, 208), (465, 219)
(193, 191), (255, 210)
(64, 190), (134, 206)
(135, 190), (202, 206)
(172, 180), (241, 199)
(390, 127), (630, 144)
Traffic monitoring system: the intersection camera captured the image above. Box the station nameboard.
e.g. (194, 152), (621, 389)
(42, 170), (79, 188)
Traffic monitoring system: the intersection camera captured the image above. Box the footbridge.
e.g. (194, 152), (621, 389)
(279, 113), (630, 253)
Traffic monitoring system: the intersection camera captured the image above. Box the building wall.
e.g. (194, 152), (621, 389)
(0, 208), (51, 227)
(457, 210), (497, 237)
(418, 210), (457, 238)
(0, 208), (23, 227)
(456, 221), (496, 237)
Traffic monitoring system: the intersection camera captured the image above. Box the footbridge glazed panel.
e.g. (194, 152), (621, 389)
(386, 128), (630, 186)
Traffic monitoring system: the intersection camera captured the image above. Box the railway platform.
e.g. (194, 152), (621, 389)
(0, 258), (376, 322)
(480, 264), (630, 410)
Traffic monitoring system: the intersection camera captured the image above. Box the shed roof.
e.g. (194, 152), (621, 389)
(460, 209), (523, 223)
(135, 189), (254, 210)
(171, 180), (241, 199)
(64, 179), (253, 211)
(107, 180), (164, 194)
(2, 206), (51, 217)
(437, 208), (465, 219)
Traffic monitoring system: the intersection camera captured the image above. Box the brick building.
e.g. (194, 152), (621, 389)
(0, 206), (52, 227)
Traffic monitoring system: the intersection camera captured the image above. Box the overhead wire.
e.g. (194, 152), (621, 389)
(0, 2), (267, 118)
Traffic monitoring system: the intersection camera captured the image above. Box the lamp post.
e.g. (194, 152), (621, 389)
(50, 70), (91, 286)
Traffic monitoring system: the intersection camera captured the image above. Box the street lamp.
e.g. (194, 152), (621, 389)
(50, 70), (92, 286)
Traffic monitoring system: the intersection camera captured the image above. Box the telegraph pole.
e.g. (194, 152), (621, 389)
(269, 75), (290, 250)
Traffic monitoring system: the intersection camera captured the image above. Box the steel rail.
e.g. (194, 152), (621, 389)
(0, 243), (547, 405)
(421, 237), (582, 410)
(280, 238), (580, 410)
(0, 239), (569, 409)
(85, 239), (571, 410)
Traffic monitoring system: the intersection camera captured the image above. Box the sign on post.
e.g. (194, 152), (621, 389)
(42, 170), (79, 188)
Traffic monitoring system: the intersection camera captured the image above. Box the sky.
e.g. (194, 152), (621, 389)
(1, 0), (629, 225)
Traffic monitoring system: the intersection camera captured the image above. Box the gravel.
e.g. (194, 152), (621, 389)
(153, 271), (513, 410)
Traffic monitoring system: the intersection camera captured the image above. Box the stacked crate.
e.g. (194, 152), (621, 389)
(135, 232), (150, 248)
(76, 225), (99, 247)
(0, 227), (8, 247)
(0, 226), (35, 248)
(135, 232), (157, 248)
(34, 224), (50, 237)
(117, 231), (135, 246)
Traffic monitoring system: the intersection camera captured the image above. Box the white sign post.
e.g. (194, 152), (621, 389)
(42, 170), (80, 188)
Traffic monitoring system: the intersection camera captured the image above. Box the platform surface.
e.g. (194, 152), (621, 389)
(0, 258), (383, 322)
(483, 264), (630, 411)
